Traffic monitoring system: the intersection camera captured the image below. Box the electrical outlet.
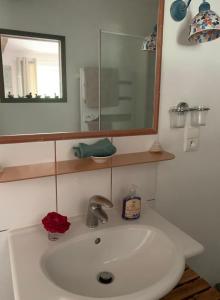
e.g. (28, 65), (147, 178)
(184, 126), (200, 152)
(184, 137), (200, 152)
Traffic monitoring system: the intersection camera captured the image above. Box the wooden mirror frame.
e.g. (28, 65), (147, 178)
(0, 0), (164, 144)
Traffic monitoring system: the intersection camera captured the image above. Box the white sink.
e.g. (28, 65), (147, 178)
(42, 224), (184, 300)
(8, 208), (204, 300)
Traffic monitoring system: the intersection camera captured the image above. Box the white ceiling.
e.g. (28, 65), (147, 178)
(3, 36), (59, 54)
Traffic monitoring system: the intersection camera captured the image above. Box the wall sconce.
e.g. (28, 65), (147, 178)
(170, 0), (220, 43)
(169, 102), (210, 128)
(141, 25), (157, 51)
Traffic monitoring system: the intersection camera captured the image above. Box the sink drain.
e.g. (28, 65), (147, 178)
(97, 271), (114, 284)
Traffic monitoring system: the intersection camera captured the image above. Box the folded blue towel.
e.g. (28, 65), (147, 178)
(73, 138), (117, 158)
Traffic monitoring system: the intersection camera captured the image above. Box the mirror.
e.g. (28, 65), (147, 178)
(0, 0), (164, 142)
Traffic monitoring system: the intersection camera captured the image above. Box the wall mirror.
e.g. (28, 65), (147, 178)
(0, 0), (164, 143)
(0, 30), (67, 103)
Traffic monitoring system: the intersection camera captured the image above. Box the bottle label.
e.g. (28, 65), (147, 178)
(124, 198), (141, 219)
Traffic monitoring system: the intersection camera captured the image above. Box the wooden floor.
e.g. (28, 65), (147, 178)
(161, 266), (220, 300)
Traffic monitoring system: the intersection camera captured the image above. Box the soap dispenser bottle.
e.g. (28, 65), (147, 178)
(122, 185), (141, 220)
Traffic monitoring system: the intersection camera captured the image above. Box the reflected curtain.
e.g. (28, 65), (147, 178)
(16, 57), (37, 97)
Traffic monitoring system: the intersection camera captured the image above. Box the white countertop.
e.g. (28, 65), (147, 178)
(8, 206), (204, 300)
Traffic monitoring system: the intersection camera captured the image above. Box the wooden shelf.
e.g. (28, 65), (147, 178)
(161, 266), (220, 300)
(0, 151), (175, 183)
(0, 162), (55, 183)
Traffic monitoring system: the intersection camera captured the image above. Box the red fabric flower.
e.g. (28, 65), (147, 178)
(42, 212), (71, 233)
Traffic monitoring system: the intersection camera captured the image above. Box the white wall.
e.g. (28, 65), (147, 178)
(0, 231), (14, 300)
(0, 0), (157, 135)
(157, 0), (220, 286)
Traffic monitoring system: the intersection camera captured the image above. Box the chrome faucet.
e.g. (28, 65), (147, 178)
(86, 195), (113, 228)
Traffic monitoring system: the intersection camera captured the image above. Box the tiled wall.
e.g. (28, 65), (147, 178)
(0, 134), (157, 299)
(0, 142), (56, 230)
(0, 141), (57, 300)
(56, 136), (157, 216)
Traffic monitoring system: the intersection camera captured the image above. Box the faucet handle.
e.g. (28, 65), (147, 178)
(89, 195), (113, 208)
(87, 195), (113, 228)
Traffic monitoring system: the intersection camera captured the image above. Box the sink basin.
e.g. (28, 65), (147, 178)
(41, 224), (185, 300)
(9, 208), (203, 300)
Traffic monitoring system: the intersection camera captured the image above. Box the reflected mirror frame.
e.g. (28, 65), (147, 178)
(0, 28), (67, 103)
(0, 0), (164, 144)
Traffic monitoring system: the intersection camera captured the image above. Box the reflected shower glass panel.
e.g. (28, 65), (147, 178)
(100, 31), (155, 131)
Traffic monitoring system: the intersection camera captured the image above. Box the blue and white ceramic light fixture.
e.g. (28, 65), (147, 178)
(170, 0), (220, 43)
(141, 25), (157, 51)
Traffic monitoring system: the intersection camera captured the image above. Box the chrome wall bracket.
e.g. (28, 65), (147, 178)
(169, 102), (210, 128)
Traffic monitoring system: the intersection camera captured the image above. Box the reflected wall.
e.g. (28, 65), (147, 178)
(100, 31), (155, 131)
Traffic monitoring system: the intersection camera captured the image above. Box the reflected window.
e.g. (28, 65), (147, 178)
(0, 29), (67, 102)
